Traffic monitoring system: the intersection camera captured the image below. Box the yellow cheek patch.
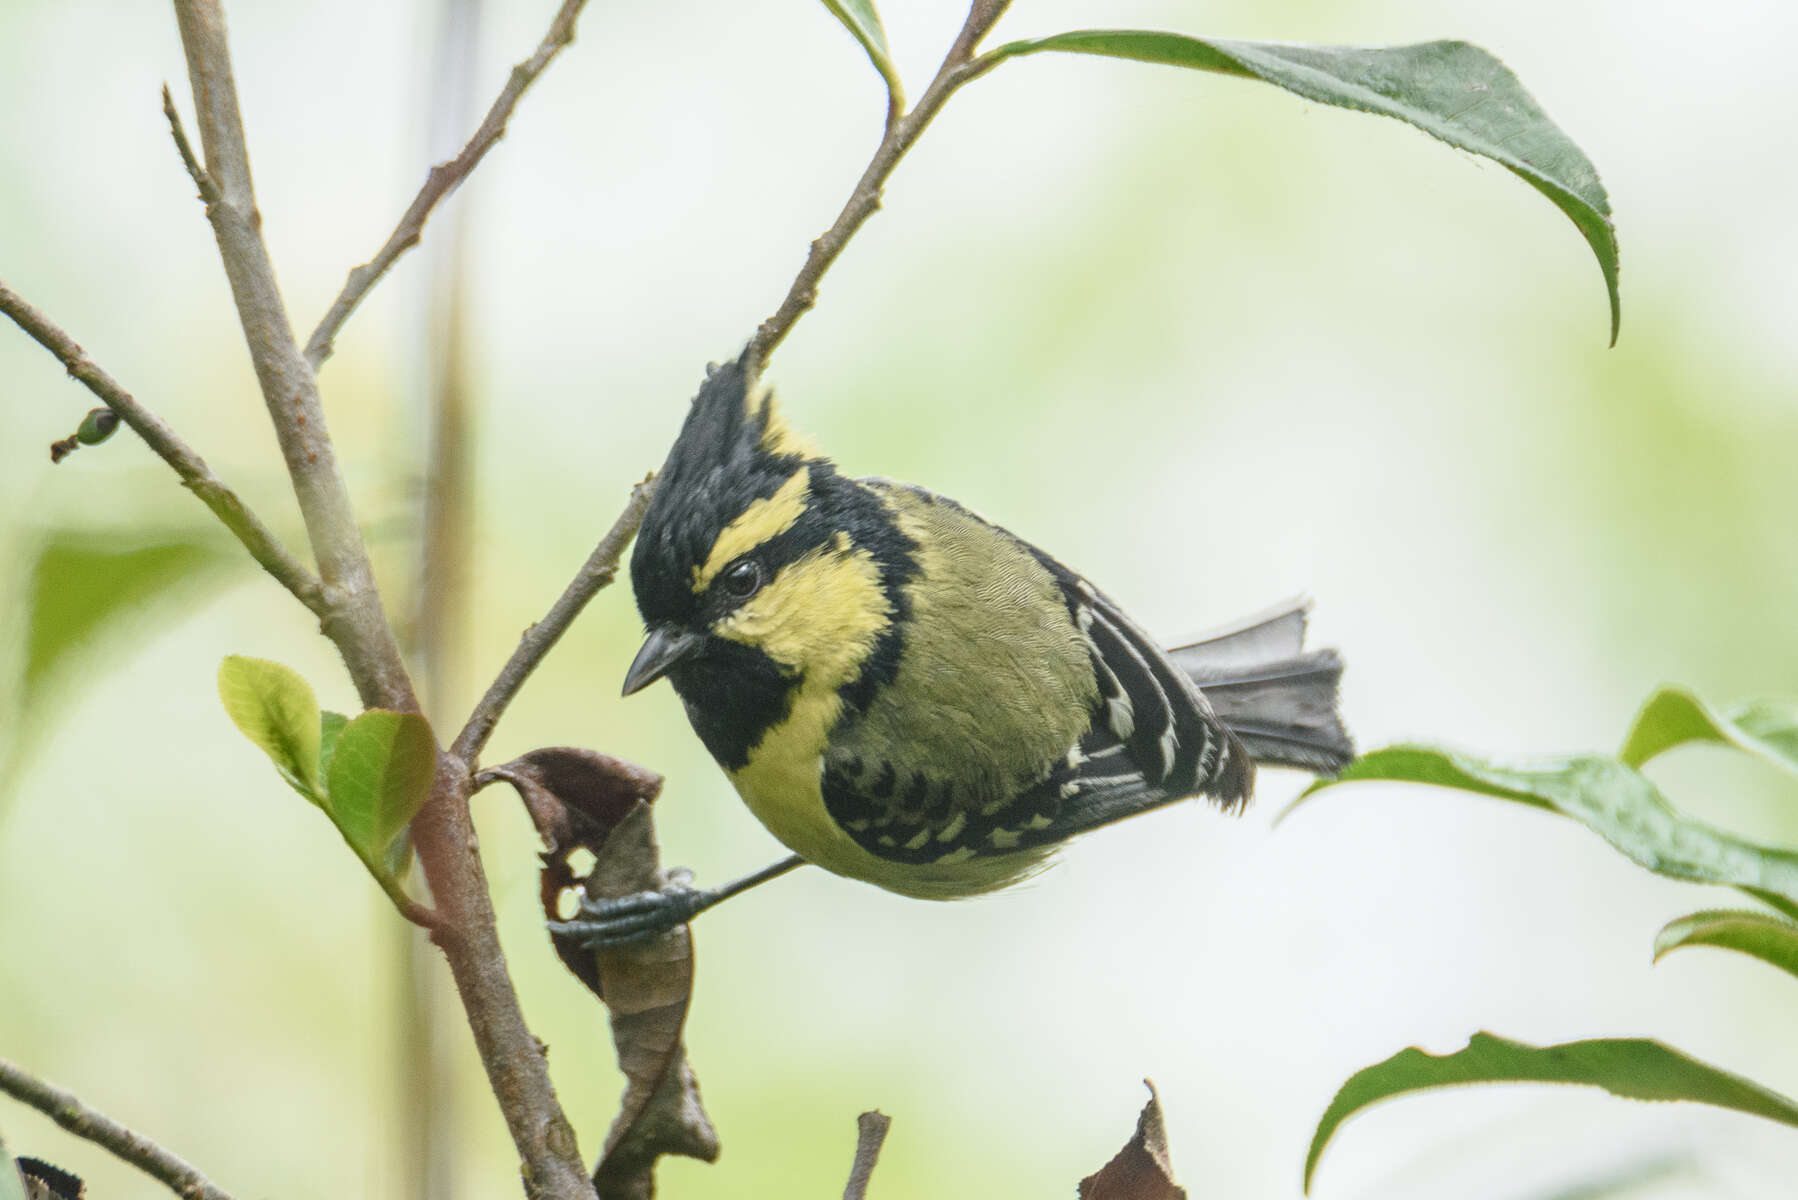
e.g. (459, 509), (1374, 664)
(715, 533), (888, 690)
(694, 467), (811, 591)
(751, 384), (816, 459)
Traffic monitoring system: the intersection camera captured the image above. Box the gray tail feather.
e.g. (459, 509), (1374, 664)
(1169, 598), (1354, 775)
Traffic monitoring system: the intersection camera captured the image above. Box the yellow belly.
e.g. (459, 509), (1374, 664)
(726, 676), (1054, 898)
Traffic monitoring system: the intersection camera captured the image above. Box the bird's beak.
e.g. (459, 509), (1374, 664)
(622, 625), (703, 696)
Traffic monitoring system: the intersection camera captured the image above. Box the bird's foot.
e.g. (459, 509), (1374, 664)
(547, 867), (710, 949)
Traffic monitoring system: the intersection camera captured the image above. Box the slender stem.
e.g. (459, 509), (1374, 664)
(404, 2), (487, 1194)
(452, 478), (654, 763)
(841, 1111), (892, 1200)
(0, 278), (325, 613)
(0, 1057), (236, 1200)
(746, 0), (1014, 368)
(170, 6), (592, 1195)
(173, 0), (414, 710)
(302, 0), (592, 372)
(161, 83), (220, 207)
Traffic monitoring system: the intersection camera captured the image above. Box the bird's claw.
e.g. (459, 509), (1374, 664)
(547, 869), (707, 949)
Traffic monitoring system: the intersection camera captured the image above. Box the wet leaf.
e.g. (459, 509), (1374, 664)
(217, 655), (323, 800)
(324, 709), (436, 862)
(1306, 1033), (1798, 1192)
(1654, 908), (1798, 982)
(1620, 687), (1798, 778)
(1080, 1082), (1186, 1200)
(984, 33), (1620, 343)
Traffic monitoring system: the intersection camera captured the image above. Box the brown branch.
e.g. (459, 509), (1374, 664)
(452, 477), (654, 764)
(169, 6), (593, 1196)
(842, 1111), (892, 1200)
(0, 278), (326, 613)
(0, 1057), (236, 1200)
(746, 0), (1014, 368)
(302, 0), (592, 372)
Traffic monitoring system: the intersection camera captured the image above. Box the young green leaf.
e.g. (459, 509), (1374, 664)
(981, 33), (1619, 343)
(1620, 687), (1798, 778)
(325, 709), (436, 864)
(217, 655), (324, 799)
(1293, 746), (1798, 913)
(1654, 908), (1798, 982)
(820, 0), (904, 116)
(1305, 1032), (1798, 1193)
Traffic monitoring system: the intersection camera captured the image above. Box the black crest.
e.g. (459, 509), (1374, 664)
(632, 351), (808, 627)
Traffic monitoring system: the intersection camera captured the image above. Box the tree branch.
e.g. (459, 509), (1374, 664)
(842, 1111), (892, 1200)
(746, 0), (1013, 368)
(0, 1057), (236, 1200)
(452, 477), (653, 764)
(0, 278), (326, 613)
(302, 0), (592, 372)
(169, 6), (593, 1195)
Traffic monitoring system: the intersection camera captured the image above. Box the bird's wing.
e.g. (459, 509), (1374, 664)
(1013, 550), (1253, 840)
(820, 544), (1251, 868)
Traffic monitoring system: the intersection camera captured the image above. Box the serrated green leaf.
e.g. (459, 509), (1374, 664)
(821, 0), (904, 114)
(984, 33), (1619, 343)
(1654, 908), (1798, 981)
(325, 710), (436, 864)
(1620, 687), (1798, 778)
(1293, 746), (1798, 913)
(1306, 1033), (1798, 1192)
(218, 656), (323, 799)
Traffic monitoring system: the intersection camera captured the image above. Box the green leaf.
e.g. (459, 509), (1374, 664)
(218, 656), (323, 799)
(318, 710), (349, 798)
(1654, 908), (1798, 981)
(1294, 746), (1798, 912)
(820, 0), (904, 115)
(325, 710), (436, 864)
(1305, 1032), (1798, 1193)
(1620, 686), (1798, 778)
(3, 528), (239, 794)
(983, 33), (1620, 344)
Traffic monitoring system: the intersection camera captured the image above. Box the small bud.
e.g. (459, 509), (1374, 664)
(76, 407), (120, 445)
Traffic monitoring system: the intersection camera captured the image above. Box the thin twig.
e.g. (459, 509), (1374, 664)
(302, 0), (591, 372)
(170, 7), (593, 1196)
(0, 278), (326, 613)
(452, 477), (654, 763)
(0, 1057), (236, 1200)
(747, 0), (1014, 368)
(842, 1111), (892, 1200)
(160, 84), (220, 207)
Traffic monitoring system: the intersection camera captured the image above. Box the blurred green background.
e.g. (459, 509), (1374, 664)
(4, 0), (1797, 1196)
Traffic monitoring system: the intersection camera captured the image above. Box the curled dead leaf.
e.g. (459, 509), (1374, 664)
(479, 747), (718, 1196)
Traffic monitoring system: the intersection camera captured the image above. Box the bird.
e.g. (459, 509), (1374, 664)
(549, 351), (1353, 947)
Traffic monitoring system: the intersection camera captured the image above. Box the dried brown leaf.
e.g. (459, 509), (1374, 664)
(1078, 1082), (1186, 1200)
(481, 746), (718, 1196)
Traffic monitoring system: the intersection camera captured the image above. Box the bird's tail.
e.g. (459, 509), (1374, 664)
(1169, 599), (1354, 775)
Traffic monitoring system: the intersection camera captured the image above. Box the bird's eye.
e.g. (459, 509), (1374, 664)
(720, 559), (764, 600)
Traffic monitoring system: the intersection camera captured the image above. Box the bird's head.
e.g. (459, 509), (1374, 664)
(625, 353), (916, 765)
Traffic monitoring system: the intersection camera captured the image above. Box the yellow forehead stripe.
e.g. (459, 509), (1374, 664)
(694, 467), (811, 591)
(750, 383), (815, 459)
(714, 533), (887, 687)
